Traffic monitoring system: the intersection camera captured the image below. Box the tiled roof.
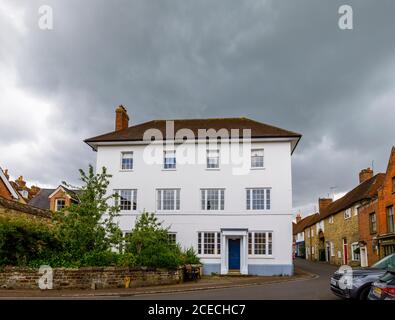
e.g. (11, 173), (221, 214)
(0, 196), (51, 218)
(302, 173), (386, 229)
(85, 117), (301, 147)
(293, 213), (319, 235)
(27, 189), (54, 210)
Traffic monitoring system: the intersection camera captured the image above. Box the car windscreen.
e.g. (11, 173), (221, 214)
(372, 254), (395, 269)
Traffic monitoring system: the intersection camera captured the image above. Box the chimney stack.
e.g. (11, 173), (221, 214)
(319, 198), (333, 214)
(115, 105), (129, 131)
(359, 168), (373, 184)
(296, 213), (302, 223)
(15, 176), (26, 188)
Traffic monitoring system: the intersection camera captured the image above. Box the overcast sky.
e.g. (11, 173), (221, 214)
(1, 0), (395, 215)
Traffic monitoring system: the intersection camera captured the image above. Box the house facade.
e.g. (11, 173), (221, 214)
(28, 186), (80, 212)
(302, 171), (384, 267)
(85, 106), (302, 276)
(377, 147), (395, 258)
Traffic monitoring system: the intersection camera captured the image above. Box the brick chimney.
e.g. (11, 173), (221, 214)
(359, 168), (373, 184)
(15, 176), (26, 188)
(319, 198), (333, 214)
(296, 213), (302, 224)
(115, 105), (129, 131)
(30, 185), (41, 198)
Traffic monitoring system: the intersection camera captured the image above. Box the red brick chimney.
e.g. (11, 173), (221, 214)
(115, 105), (129, 131)
(359, 168), (373, 184)
(319, 198), (333, 214)
(296, 213), (302, 223)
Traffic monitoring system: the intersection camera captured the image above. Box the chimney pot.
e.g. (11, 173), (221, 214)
(3, 169), (9, 180)
(16, 176), (26, 188)
(296, 213), (302, 223)
(359, 167), (373, 184)
(115, 105), (129, 131)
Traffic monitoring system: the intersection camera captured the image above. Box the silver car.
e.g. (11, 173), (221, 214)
(330, 253), (395, 300)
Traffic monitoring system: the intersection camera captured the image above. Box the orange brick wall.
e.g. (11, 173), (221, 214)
(358, 199), (380, 265)
(49, 189), (72, 211)
(377, 149), (395, 235)
(0, 179), (13, 200)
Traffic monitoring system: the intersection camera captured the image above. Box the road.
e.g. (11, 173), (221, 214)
(124, 259), (340, 300)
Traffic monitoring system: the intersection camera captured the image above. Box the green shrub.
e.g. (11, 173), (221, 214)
(181, 247), (200, 265)
(0, 216), (60, 266)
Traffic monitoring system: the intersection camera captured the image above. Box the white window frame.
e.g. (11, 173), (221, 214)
(344, 208), (352, 220)
(197, 232), (221, 255)
(120, 151), (133, 171)
(246, 188), (271, 210)
(201, 188), (225, 211)
(55, 198), (66, 212)
(248, 231), (273, 256)
(206, 149), (220, 169)
(329, 215), (334, 224)
(351, 242), (360, 261)
(168, 233), (177, 244)
(251, 149), (264, 169)
(330, 242), (335, 257)
(163, 150), (176, 170)
(114, 189), (137, 211)
(156, 189), (180, 211)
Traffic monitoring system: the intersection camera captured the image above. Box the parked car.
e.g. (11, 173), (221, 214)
(368, 269), (395, 300)
(330, 253), (395, 300)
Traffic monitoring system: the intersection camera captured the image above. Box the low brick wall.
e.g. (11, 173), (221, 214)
(0, 267), (182, 290)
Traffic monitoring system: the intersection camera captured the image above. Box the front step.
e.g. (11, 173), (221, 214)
(227, 270), (241, 276)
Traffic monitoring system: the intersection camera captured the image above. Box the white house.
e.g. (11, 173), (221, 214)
(85, 106), (302, 276)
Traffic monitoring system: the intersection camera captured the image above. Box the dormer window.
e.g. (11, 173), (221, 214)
(121, 152), (133, 170)
(251, 149), (264, 168)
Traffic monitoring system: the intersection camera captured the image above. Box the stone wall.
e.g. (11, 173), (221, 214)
(0, 267), (182, 290)
(0, 196), (51, 222)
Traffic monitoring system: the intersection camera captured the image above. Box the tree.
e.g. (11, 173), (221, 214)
(54, 165), (122, 263)
(125, 212), (182, 268)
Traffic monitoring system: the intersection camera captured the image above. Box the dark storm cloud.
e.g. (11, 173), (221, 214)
(1, 0), (395, 210)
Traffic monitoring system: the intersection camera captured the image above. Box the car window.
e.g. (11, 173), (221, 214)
(372, 254), (395, 269)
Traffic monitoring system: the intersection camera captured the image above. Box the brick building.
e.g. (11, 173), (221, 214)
(303, 169), (384, 267)
(0, 167), (20, 201)
(29, 186), (80, 212)
(377, 147), (395, 258)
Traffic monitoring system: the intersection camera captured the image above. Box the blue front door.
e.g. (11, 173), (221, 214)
(228, 239), (241, 270)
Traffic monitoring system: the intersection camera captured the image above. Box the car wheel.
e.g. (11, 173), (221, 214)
(358, 286), (371, 300)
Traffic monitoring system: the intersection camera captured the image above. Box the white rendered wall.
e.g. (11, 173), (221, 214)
(95, 140), (294, 268)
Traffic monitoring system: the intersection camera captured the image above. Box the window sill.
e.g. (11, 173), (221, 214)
(119, 169), (134, 172)
(206, 168), (220, 171)
(250, 167), (265, 170)
(248, 255), (274, 259)
(162, 168), (177, 171)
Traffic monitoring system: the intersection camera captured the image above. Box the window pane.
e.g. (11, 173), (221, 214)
(246, 189), (251, 210)
(176, 189), (180, 210)
(157, 190), (162, 210)
(201, 190), (206, 210)
(220, 190), (224, 210)
(251, 149), (264, 168)
(388, 206), (394, 233)
(121, 152), (133, 170)
(207, 189), (219, 210)
(254, 233), (266, 255)
(266, 189), (271, 210)
(198, 233), (201, 254)
(164, 151), (176, 169)
(207, 150), (219, 168)
(252, 189), (265, 210)
(217, 233), (221, 254)
(163, 189), (175, 210)
(204, 232), (215, 254)
(268, 232), (272, 255)
(248, 232), (252, 254)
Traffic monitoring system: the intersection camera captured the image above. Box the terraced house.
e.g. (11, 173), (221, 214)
(302, 169), (384, 267)
(85, 106), (302, 276)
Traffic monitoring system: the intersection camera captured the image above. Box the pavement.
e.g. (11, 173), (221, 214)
(0, 259), (340, 300)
